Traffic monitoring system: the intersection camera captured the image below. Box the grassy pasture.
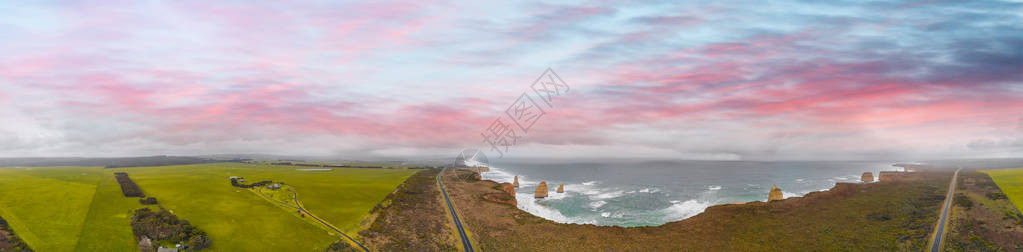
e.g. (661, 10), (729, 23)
(0, 163), (417, 251)
(0, 166), (101, 251)
(983, 167), (1023, 210)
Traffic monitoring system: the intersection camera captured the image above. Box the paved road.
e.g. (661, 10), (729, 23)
(257, 187), (369, 252)
(929, 168), (961, 252)
(438, 168), (475, 252)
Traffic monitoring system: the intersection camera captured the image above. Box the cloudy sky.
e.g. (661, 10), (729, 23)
(1, 0), (1021, 160)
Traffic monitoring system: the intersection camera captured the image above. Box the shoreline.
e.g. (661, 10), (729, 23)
(443, 168), (950, 250)
(479, 166), (882, 228)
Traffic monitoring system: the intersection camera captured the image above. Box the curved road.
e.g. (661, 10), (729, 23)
(929, 168), (961, 252)
(438, 168), (475, 252)
(257, 187), (369, 252)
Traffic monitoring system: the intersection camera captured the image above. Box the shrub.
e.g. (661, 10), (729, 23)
(114, 172), (144, 197)
(954, 195), (973, 209)
(139, 197), (158, 205)
(985, 192), (1007, 200)
(325, 240), (361, 252)
(130, 208), (210, 251)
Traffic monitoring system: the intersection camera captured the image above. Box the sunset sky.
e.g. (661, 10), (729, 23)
(1, 0), (1021, 160)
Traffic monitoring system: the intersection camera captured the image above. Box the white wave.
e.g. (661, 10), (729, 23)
(661, 199), (713, 222)
(590, 200), (607, 209)
(638, 187), (662, 193)
(515, 192), (595, 225)
(707, 185), (722, 191)
(795, 178), (805, 182)
(782, 191), (803, 199)
(592, 190), (625, 200)
(582, 181), (598, 186)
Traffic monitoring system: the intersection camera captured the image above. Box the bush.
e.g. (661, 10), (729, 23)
(139, 197), (158, 205)
(114, 172), (144, 197)
(325, 240), (361, 252)
(985, 192), (1007, 200)
(130, 208), (210, 251)
(866, 212), (891, 221)
(954, 195), (973, 209)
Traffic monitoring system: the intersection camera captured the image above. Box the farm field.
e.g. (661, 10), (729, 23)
(0, 166), (101, 251)
(0, 163), (418, 251)
(983, 167), (1023, 210)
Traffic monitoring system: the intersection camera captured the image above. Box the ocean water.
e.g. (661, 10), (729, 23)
(478, 159), (902, 227)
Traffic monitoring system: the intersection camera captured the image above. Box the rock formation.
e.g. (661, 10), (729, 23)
(481, 182), (517, 206)
(535, 181), (548, 198)
(501, 183), (516, 197)
(768, 185), (783, 202)
(557, 184), (564, 193)
(861, 172), (874, 182)
(472, 172), (481, 181)
(514, 176), (519, 187)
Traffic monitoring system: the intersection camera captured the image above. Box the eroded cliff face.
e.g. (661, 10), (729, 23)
(535, 181), (548, 198)
(769, 185), (783, 201)
(483, 182), (518, 206)
(502, 183), (517, 206)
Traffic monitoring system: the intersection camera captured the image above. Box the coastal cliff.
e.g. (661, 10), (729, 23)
(441, 169), (952, 251)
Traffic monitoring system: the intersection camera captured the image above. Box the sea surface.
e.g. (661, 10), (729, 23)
(477, 159), (902, 227)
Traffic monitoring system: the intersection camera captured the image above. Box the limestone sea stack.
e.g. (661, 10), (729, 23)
(861, 172), (874, 182)
(768, 185), (783, 202)
(557, 184), (564, 193)
(535, 181), (548, 198)
(514, 176), (519, 187)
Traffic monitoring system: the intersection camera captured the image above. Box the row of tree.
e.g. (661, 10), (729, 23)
(114, 172), (144, 197)
(230, 178), (272, 188)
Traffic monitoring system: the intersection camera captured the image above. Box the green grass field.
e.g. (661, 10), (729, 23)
(0, 167), (100, 251)
(0, 163), (417, 251)
(983, 167), (1023, 210)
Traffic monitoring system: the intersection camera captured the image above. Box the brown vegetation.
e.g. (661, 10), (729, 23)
(0, 216), (32, 252)
(442, 169), (950, 251)
(354, 169), (459, 251)
(945, 170), (1023, 250)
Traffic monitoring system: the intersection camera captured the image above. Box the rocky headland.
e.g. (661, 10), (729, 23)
(443, 168), (950, 251)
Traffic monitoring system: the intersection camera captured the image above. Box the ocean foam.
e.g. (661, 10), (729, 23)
(661, 199), (712, 222)
(515, 192), (589, 224)
(708, 185), (722, 190)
